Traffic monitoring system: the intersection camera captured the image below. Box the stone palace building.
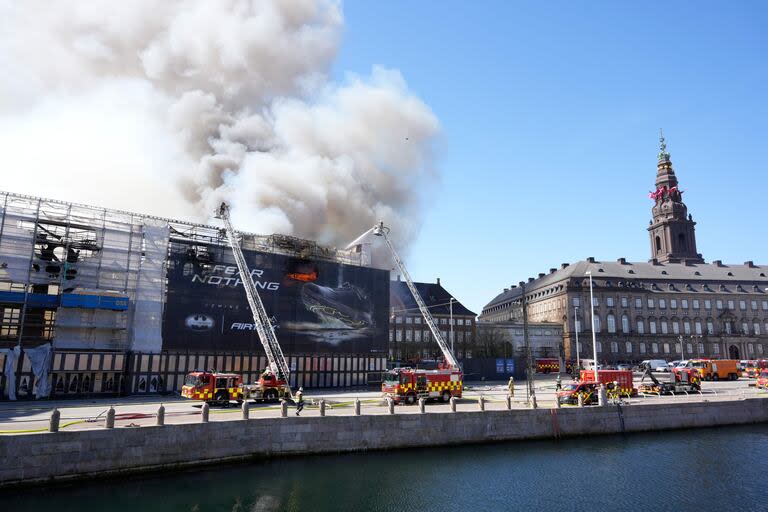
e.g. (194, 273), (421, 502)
(480, 134), (768, 364)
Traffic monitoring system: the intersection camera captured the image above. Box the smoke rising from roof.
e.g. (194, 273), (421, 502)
(0, 0), (439, 249)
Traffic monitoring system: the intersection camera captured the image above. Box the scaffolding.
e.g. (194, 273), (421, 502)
(0, 190), (371, 353)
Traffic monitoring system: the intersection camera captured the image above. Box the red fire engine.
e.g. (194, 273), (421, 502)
(370, 222), (463, 405)
(382, 366), (462, 404)
(742, 360), (768, 379)
(757, 370), (768, 390)
(181, 371), (243, 404)
(535, 358), (574, 374)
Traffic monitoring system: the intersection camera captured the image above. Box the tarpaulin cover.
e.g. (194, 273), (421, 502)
(25, 343), (52, 399)
(0, 346), (20, 400)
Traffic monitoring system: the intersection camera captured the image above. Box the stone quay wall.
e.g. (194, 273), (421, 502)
(1, 398), (767, 487)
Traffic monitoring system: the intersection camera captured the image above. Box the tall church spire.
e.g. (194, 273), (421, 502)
(647, 132), (703, 264)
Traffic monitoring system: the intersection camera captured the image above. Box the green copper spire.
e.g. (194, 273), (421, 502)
(658, 128), (670, 162)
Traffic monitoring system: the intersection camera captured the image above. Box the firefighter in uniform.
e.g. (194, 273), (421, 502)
(295, 387), (305, 416)
(508, 376), (515, 397)
(555, 374), (562, 391)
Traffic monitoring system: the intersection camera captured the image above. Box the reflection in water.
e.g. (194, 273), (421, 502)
(4, 424), (767, 512)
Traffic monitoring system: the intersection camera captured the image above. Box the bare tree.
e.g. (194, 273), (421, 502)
(475, 325), (512, 358)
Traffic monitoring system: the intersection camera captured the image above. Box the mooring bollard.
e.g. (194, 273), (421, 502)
(505, 395), (512, 410)
(478, 395), (485, 411)
(241, 401), (250, 420)
(105, 406), (116, 429)
(49, 408), (60, 433)
(578, 394), (584, 407)
(450, 396), (457, 412)
(201, 403), (210, 423)
(598, 384), (607, 407)
(319, 399), (326, 417)
(157, 404), (165, 426)
(531, 395), (538, 409)
(280, 400), (288, 418)
(418, 397), (426, 413)
(388, 397), (395, 414)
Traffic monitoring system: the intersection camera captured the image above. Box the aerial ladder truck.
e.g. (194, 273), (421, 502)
(371, 222), (463, 404)
(181, 203), (292, 404)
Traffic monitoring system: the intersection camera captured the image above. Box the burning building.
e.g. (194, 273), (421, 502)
(0, 191), (389, 399)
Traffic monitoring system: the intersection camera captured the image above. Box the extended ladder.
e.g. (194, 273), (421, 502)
(373, 222), (460, 369)
(216, 203), (291, 389)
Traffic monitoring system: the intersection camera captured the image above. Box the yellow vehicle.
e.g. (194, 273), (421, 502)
(685, 359), (739, 381)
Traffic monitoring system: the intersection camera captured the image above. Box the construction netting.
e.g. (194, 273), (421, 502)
(130, 222), (169, 352)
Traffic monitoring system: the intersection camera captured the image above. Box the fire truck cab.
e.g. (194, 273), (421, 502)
(181, 371), (243, 405)
(382, 367), (462, 404)
(756, 370), (768, 390)
(743, 360), (768, 379)
(240, 371), (291, 403)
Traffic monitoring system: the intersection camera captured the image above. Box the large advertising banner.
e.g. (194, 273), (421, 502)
(162, 241), (389, 354)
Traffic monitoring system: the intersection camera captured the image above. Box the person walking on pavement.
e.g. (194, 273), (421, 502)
(556, 374), (562, 391)
(508, 376), (515, 397)
(295, 387), (305, 416)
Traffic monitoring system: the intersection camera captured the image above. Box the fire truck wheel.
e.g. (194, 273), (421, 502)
(712, 374), (719, 381)
(405, 393), (417, 405)
(441, 391), (451, 403)
(263, 389), (278, 403)
(215, 390), (230, 405)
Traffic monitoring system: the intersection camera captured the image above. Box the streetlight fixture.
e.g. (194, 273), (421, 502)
(586, 271), (599, 381)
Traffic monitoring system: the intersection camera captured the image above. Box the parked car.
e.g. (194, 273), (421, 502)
(640, 359), (669, 372)
(616, 364), (633, 371)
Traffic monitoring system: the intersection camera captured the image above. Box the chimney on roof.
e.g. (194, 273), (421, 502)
(538, 273), (545, 278)
(436, 277), (441, 285)
(586, 257), (596, 263)
(528, 277), (535, 283)
(503, 288), (509, 293)
(561, 263), (569, 269)
(713, 260), (723, 267)
(745, 261), (756, 268)
(617, 257), (627, 264)
(511, 284), (517, 288)
(549, 268), (557, 274)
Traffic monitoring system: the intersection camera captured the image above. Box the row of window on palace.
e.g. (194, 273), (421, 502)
(389, 329), (472, 343)
(575, 340), (765, 356)
(574, 314), (768, 337)
(572, 296), (768, 312)
(391, 316), (474, 326)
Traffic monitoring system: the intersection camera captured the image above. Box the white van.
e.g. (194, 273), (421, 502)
(640, 359), (669, 372)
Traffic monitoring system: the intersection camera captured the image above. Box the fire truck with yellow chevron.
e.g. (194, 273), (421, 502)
(182, 203), (294, 407)
(367, 221), (463, 405)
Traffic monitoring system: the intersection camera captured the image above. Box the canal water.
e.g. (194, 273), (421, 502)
(5, 424), (767, 512)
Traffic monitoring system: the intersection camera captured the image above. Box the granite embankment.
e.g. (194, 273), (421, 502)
(1, 397), (766, 487)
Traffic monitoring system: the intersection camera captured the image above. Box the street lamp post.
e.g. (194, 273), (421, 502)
(678, 334), (685, 361)
(449, 298), (455, 355)
(586, 271), (599, 381)
(574, 304), (581, 376)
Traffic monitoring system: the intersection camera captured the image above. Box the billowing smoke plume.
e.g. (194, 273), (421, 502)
(0, 0), (439, 248)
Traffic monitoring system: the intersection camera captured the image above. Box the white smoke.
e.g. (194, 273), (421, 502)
(0, 0), (439, 248)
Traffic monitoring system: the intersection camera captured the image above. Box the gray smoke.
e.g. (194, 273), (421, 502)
(0, 0), (439, 248)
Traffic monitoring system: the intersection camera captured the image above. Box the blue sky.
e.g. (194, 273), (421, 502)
(333, 1), (768, 314)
